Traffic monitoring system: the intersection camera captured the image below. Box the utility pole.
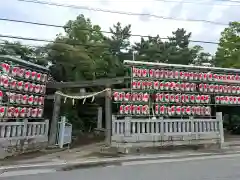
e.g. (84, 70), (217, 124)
(105, 85), (112, 146)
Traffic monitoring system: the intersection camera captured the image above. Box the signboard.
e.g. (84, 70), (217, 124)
(113, 60), (240, 117)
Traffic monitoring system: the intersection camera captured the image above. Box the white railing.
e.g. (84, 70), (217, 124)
(0, 119), (49, 140)
(111, 112), (224, 148)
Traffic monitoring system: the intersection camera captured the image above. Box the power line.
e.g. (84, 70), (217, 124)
(15, 0), (229, 25)
(155, 0), (240, 6)
(0, 18), (219, 45)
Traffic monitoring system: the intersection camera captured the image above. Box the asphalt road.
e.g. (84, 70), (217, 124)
(2, 153), (240, 180)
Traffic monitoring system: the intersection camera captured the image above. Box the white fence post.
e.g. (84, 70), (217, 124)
(45, 119), (49, 137)
(59, 116), (66, 148)
(23, 119), (28, 138)
(125, 117), (131, 137)
(217, 112), (224, 149)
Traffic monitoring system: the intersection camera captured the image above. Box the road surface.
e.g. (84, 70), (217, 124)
(2, 153), (240, 180)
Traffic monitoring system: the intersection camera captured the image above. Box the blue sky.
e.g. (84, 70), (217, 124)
(0, 0), (240, 54)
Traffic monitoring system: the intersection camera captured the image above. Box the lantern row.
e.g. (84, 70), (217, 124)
(215, 96), (240, 105)
(1, 63), (48, 83)
(113, 91), (211, 104)
(155, 105), (211, 116)
(1, 75), (46, 94)
(132, 67), (240, 83)
(132, 81), (240, 95)
(0, 106), (43, 118)
(119, 104), (211, 116)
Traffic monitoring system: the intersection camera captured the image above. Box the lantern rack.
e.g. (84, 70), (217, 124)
(0, 55), (49, 121)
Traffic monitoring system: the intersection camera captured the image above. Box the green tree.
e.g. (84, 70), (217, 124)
(215, 21), (240, 68)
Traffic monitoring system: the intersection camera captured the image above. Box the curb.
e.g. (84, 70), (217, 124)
(1, 150), (240, 172)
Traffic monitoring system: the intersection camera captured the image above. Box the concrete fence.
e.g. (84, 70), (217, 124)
(111, 112), (224, 148)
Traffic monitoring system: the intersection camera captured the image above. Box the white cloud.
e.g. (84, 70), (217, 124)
(0, 0), (239, 53)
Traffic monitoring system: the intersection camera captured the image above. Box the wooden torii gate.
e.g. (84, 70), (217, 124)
(46, 77), (128, 146)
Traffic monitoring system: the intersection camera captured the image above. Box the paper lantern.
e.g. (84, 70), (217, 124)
(214, 85), (219, 93)
(219, 85), (223, 93)
(196, 106), (201, 115)
(142, 105), (149, 115)
(11, 66), (19, 77)
(160, 106), (165, 115)
(163, 70), (168, 78)
(164, 94), (170, 103)
(185, 83), (190, 91)
(20, 108), (26, 117)
(25, 70), (31, 79)
(26, 108), (32, 117)
(237, 97), (240, 104)
(229, 96), (233, 104)
(14, 107), (20, 117)
(181, 94), (185, 103)
(155, 69), (160, 78)
(23, 82), (29, 92)
(31, 71), (37, 80)
(191, 106), (196, 115)
(227, 75), (231, 81)
(155, 104), (159, 115)
(7, 107), (14, 117)
(223, 85), (228, 93)
(205, 95), (210, 104)
(185, 94), (190, 103)
(0, 106), (5, 117)
(34, 96), (39, 105)
(0, 91), (2, 101)
(157, 93), (164, 102)
(141, 81), (146, 90)
(233, 97), (237, 104)
(208, 73), (213, 81)
(38, 97), (44, 106)
(169, 82), (175, 91)
(136, 81), (141, 89)
(209, 84), (214, 93)
(232, 86), (237, 94)
(167, 106), (172, 116)
(164, 82), (169, 90)
(227, 86), (232, 94)
(10, 79), (17, 90)
(142, 69), (148, 77)
(213, 74), (218, 81)
(175, 82), (180, 91)
(190, 95), (195, 103)
(37, 108), (43, 118)
(147, 81), (153, 89)
(160, 70), (164, 79)
(0, 75), (9, 88)
(31, 108), (38, 117)
(124, 92), (131, 101)
(224, 96), (230, 104)
(149, 69), (155, 78)
(237, 87), (240, 94)
(186, 106), (191, 115)
(220, 96), (225, 104)
(119, 105), (124, 114)
(205, 107), (211, 116)
(8, 93), (15, 104)
(17, 81), (23, 91)
(40, 85), (46, 94)
(200, 95), (205, 103)
(222, 74), (227, 81)
(196, 95), (201, 103)
(203, 73), (208, 81)
(17, 68), (25, 78)
(36, 73), (42, 81)
(119, 92), (124, 101)
(143, 93), (149, 102)
(193, 72), (198, 80)
(176, 106), (181, 115)
(15, 94), (22, 104)
(1, 63), (10, 73)
(179, 71), (184, 80)
(170, 94), (175, 102)
(202, 84), (208, 93)
(168, 70), (174, 79)
(159, 82), (164, 90)
(199, 84), (203, 92)
(137, 92), (143, 102)
(189, 72), (193, 80)
(175, 94), (180, 103)
(132, 67), (138, 77)
(200, 106), (206, 116)
(132, 93), (138, 101)
(22, 94), (28, 104)
(137, 105), (142, 114)
(174, 71), (179, 79)
(198, 73), (203, 81)
(154, 81), (159, 90)
(170, 106), (176, 116)
(124, 105), (131, 114)
(235, 75), (240, 82)
(190, 83), (196, 92)
(132, 81), (137, 89)
(183, 72), (189, 80)
(215, 96), (220, 104)
(181, 106), (186, 115)
(28, 95), (34, 105)
(180, 83), (186, 91)
(113, 92), (119, 101)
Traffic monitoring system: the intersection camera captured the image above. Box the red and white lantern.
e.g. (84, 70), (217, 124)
(137, 81), (141, 89)
(229, 96), (234, 104)
(175, 94), (180, 103)
(223, 86), (228, 93)
(214, 85), (219, 93)
(37, 108), (43, 118)
(17, 68), (25, 78)
(24, 82), (29, 92)
(205, 95), (210, 104)
(143, 93), (149, 102)
(119, 105), (124, 114)
(186, 106), (191, 115)
(203, 73), (208, 81)
(155, 104), (159, 115)
(174, 71), (179, 79)
(220, 96), (225, 104)
(167, 106), (173, 116)
(181, 94), (185, 103)
(21, 94), (28, 104)
(185, 83), (190, 91)
(227, 86), (232, 94)
(224, 96), (230, 104)
(124, 105), (131, 114)
(237, 87), (240, 94)
(190, 83), (196, 92)
(118, 92), (124, 101)
(34, 84), (41, 94)
(0, 75), (9, 88)
(0, 90), (3, 101)
(215, 96), (220, 104)
(36, 73), (42, 81)
(132, 93), (138, 101)
(170, 94), (175, 102)
(141, 68), (148, 78)
(8, 93), (15, 104)
(189, 72), (193, 80)
(181, 106), (186, 115)
(25, 70), (31, 79)
(232, 86), (237, 94)
(159, 82), (164, 90)
(209, 84), (214, 93)
(205, 107), (211, 116)
(14, 107), (20, 117)
(185, 94), (190, 103)
(196, 106), (201, 115)
(160, 70), (164, 79)
(136, 105), (142, 115)
(191, 106), (196, 115)
(132, 67), (138, 77)
(164, 94), (170, 103)
(222, 74), (227, 81)
(176, 106), (181, 115)
(28, 95), (34, 105)
(38, 97), (44, 106)
(196, 95), (201, 103)
(113, 92), (119, 101)
(25, 108), (31, 117)
(11, 66), (19, 77)
(208, 73), (213, 81)
(28, 83), (34, 92)
(175, 82), (180, 91)
(155, 69), (160, 78)
(154, 81), (159, 90)
(124, 92), (131, 101)
(20, 108), (26, 117)
(198, 73), (203, 81)
(141, 81), (147, 90)
(160, 106), (166, 115)
(17, 81), (23, 91)
(31, 71), (37, 80)
(179, 71), (184, 80)
(190, 95), (195, 103)
(34, 96), (38, 105)
(168, 70), (174, 79)
(193, 72), (199, 80)
(142, 105), (149, 115)
(149, 69), (155, 78)
(164, 82), (170, 90)
(7, 107), (14, 117)
(169, 82), (176, 91)
(183, 72), (189, 80)
(156, 93), (164, 102)
(1, 63), (10, 74)
(10, 79), (17, 90)
(219, 85), (223, 93)
(15, 94), (22, 104)
(199, 84), (204, 92)
(31, 108), (38, 117)
(180, 83), (186, 91)
(233, 97), (237, 104)
(137, 92), (143, 102)
(0, 106), (5, 117)
(132, 81), (137, 89)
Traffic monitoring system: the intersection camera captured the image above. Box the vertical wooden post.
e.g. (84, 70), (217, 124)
(97, 107), (103, 129)
(217, 112), (224, 149)
(49, 93), (61, 145)
(105, 85), (112, 146)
